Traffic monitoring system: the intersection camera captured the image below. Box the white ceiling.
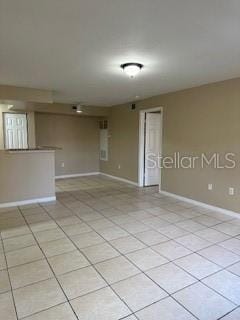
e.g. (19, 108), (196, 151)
(1, 0), (240, 106)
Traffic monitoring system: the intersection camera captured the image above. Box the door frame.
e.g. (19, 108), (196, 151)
(3, 112), (29, 149)
(138, 106), (163, 189)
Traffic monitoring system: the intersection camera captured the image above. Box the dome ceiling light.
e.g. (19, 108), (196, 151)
(72, 104), (83, 113)
(120, 63), (143, 78)
(76, 105), (83, 113)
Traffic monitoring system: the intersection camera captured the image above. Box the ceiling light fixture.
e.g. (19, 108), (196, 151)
(121, 63), (143, 78)
(72, 104), (83, 113)
(76, 105), (83, 113)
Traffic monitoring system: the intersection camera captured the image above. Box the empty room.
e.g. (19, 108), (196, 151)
(0, 1), (240, 319)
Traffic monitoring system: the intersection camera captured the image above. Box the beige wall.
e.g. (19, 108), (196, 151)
(0, 105), (36, 149)
(27, 112), (36, 148)
(101, 78), (240, 212)
(0, 85), (52, 103)
(35, 112), (100, 176)
(100, 107), (139, 182)
(0, 150), (55, 204)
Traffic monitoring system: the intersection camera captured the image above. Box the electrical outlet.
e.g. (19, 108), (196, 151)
(118, 164), (121, 169)
(208, 184), (213, 191)
(61, 162), (65, 168)
(229, 187), (234, 195)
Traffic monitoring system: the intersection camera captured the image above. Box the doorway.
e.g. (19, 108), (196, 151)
(3, 113), (28, 149)
(138, 107), (163, 188)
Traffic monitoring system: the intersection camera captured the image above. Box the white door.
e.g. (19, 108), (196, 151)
(4, 113), (28, 149)
(144, 112), (161, 186)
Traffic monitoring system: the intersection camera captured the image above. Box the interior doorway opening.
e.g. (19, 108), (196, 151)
(138, 107), (163, 189)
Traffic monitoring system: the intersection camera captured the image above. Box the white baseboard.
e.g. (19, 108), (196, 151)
(55, 172), (100, 179)
(100, 173), (138, 186)
(160, 190), (240, 219)
(55, 171), (138, 186)
(0, 196), (56, 208)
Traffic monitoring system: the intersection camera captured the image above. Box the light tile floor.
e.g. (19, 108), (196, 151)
(0, 175), (240, 319)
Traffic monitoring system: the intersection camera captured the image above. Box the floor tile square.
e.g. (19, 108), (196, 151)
(13, 278), (66, 318)
(6, 245), (44, 267)
(88, 218), (115, 230)
(81, 242), (119, 264)
(98, 226), (129, 241)
(21, 207), (45, 216)
(70, 286), (130, 320)
(3, 234), (36, 252)
(71, 231), (105, 249)
(58, 266), (106, 299)
(219, 238), (240, 255)
(48, 250), (89, 275)
(110, 214), (138, 226)
(193, 215), (221, 227)
(1, 225), (31, 239)
(141, 217), (170, 229)
(126, 248), (168, 271)
(34, 228), (66, 243)
(198, 245), (240, 267)
(9, 259), (53, 289)
(152, 240), (192, 260)
(175, 253), (221, 279)
(173, 282), (235, 320)
(40, 238), (76, 257)
(56, 216), (81, 226)
(62, 223), (92, 236)
(161, 212), (186, 223)
(0, 292), (17, 320)
(176, 220), (205, 232)
(202, 270), (240, 304)
(213, 223), (240, 236)
(205, 211), (233, 222)
(0, 270), (11, 293)
(30, 221), (58, 233)
(78, 211), (103, 222)
(134, 230), (168, 245)
(121, 221), (150, 234)
(110, 236), (146, 254)
(147, 262), (196, 294)
(112, 273), (168, 312)
(0, 253), (7, 270)
(136, 296), (196, 320)
(178, 209), (202, 219)
(23, 302), (77, 320)
(25, 213), (51, 225)
(95, 256), (140, 284)
(175, 234), (211, 251)
(158, 224), (189, 239)
(128, 209), (154, 220)
(100, 207), (123, 218)
(195, 228), (230, 244)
